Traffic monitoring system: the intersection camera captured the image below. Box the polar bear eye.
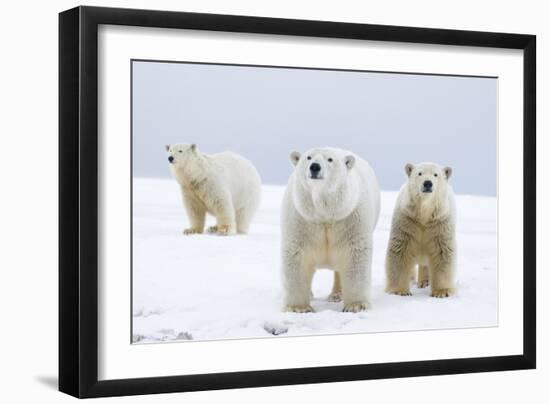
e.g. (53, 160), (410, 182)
(328, 158), (333, 162)
(307, 156), (312, 160)
(179, 150), (183, 153)
(434, 173), (438, 177)
(418, 172), (422, 176)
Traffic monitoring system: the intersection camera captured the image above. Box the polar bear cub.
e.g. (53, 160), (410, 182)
(385, 162), (456, 298)
(281, 147), (380, 313)
(166, 144), (261, 235)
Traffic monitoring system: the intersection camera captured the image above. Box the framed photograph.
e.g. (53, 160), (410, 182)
(59, 6), (536, 398)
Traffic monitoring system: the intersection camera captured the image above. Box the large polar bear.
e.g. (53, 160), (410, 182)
(281, 147), (380, 313)
(166, 144), (261, 235)
(385, 162), (456, 298)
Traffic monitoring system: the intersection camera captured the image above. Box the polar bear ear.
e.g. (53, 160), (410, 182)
(165, 144), (170, 152)
(444, 166), (453, 179)
(190, 144), (197, 152)
(345, 155), (355, 170)
(289, 151), (301, 166)
(405, 163), (414, 177)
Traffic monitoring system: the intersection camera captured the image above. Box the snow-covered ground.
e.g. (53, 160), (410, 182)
(132, 178), (497, 343)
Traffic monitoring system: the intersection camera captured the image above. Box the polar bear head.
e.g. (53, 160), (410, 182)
(404, 162), (452, 201)
(290, 148), (356, 184)
(165, 143), (198, 167)
(289, 148), (360, 222)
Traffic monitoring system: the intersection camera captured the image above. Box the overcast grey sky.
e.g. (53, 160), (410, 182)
(132, 60), (496, 195)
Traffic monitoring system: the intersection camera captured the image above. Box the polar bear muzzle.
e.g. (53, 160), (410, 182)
(422, 180), (433, 193)
(309, 162), (322, 179)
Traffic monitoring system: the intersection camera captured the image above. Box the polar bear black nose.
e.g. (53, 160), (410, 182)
(310, 163), (321, 173)
(168, 156), (174, 163)
(423, 180), (433, 189)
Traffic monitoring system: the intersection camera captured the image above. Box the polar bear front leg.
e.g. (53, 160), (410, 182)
(340, 247), (372, 312)
(428, 228), (456, 297)
(182, 191), (206, 235)
(282, 251), (314, 313)
(429, 255), (456, 298)
(385, 228), (415, 296)
(385, 249), (414, 296)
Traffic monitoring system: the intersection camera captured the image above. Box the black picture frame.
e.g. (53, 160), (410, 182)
(59, 5), (536, 398)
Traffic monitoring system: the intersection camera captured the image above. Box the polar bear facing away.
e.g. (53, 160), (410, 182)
(166, 144), (261, 235)
(281, 148), (380, 313)
(385, 162), (456, 298)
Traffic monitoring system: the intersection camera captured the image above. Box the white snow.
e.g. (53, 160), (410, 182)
(132, 178), (497, 343)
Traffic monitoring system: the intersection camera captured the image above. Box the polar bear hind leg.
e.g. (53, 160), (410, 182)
(417, 265), (430, 288)
(327, 272), (342, 302)
(236, 190), (260, 234)
(210, 195), (237, 236)
(236, 207), (253, 234)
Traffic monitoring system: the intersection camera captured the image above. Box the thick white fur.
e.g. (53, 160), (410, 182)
(385, 162), (456, 298)
(281, 147), (380, 313)
(166, 144), (261, 235)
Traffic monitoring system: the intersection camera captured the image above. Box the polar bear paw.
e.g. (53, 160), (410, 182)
(284, 304), (314, 313)
(327, 292), (342, 302)
(183, 228), (202, 235)
(343, 301), (370, 313)
(417, 279), (430, 289)
(431, 288), (452, 298)
(387, 289), (412, 296)
(209, 224), (235, 236)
